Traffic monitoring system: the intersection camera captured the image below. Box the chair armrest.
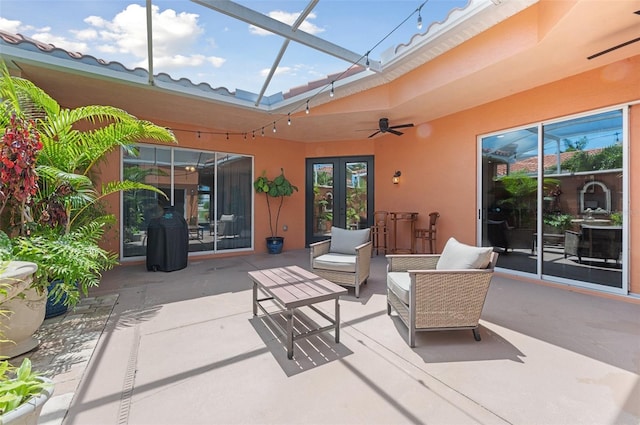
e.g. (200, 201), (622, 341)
(386, 254), (440, 272)
(310, 239), (331, 259)
(355, 241), (373, 276)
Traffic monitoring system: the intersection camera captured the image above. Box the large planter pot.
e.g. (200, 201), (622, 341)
(266, 237), (284, 254)
(0, 377), (54, 425)
(0, 261), (45, 359)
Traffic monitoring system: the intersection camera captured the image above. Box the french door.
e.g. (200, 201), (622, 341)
(305, 156), (374, 245)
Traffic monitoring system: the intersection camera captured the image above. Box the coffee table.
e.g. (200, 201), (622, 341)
(248, 265), (347, 359)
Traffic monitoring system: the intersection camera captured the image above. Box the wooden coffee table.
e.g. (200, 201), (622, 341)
(248, 265), (347, 359)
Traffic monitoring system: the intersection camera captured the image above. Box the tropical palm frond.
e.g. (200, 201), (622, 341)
(102, 181), (169, 199)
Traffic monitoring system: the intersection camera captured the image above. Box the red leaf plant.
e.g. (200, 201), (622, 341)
(0, 114), (42, 236)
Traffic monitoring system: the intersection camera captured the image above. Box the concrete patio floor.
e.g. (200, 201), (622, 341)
(36, 249), (640, 424)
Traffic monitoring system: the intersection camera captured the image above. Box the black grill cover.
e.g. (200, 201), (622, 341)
(146, 207), (189, 272)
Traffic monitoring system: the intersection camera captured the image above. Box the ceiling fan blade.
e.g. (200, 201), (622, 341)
(387, 129), (404, 136)
(389, 123), (414, 130)
(368, 130), (381, 138)
(588, 36), (640, 60)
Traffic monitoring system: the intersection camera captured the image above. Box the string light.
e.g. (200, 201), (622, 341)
(252, 130), (255, 139)
(197, 130), (201, 138)
(206, 1), (429, 140)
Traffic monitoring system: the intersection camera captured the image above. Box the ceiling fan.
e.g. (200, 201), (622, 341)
(368, 118), (414, 138)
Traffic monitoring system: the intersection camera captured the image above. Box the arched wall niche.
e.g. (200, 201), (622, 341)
(579, 180), (611, 214)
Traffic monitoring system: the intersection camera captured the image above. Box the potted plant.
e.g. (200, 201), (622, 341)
(253, 168), (298, 254)
(0, 60), (176, 322)
(0, 357), (53, 425)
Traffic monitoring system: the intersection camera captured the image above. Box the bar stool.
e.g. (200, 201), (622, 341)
(371, 211), (389, 255)
(415, 211), (440, 253)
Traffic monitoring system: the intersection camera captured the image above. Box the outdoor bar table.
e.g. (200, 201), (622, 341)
(389, 211), (419, 254)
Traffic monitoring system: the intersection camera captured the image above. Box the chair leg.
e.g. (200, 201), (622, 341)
(472, 328), (481, 341)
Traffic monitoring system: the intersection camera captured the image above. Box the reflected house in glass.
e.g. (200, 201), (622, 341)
(481, 109), (624, 289)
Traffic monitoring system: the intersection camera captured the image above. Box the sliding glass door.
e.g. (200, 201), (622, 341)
(480, 108), (626, 293)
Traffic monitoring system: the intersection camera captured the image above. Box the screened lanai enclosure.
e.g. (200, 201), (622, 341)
(480, 108), (626, 294)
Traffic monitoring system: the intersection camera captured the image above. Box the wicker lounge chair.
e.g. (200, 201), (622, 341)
(386, 238), (498, 347)
(310, 226), (372, 298)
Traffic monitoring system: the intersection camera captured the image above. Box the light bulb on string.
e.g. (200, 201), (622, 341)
(272, 122), (276, 133)
(288, 113), (291, 125)
(252, 130), (255, 139)
(306, 101), (310, 114)
(365, 52), (370, 71)
(417, 6), (423, 30)
(330, 81), (334, 98)
(261, 127), (265, 137)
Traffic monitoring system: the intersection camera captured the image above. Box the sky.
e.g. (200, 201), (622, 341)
(0, 0), (469, 95)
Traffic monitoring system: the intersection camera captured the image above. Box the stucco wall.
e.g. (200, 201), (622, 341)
(372, 55), (639, 293)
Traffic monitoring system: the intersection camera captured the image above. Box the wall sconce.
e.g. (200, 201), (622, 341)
(392, 171), (401, 184)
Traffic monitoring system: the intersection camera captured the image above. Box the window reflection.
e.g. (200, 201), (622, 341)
(482, 109), (625, 291)
(122, 146), (252, 258)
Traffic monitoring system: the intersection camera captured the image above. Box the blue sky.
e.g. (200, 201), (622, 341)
(0, 0), (468, 95)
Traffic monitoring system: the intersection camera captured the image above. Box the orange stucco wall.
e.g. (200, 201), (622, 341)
(99, 54), (639, 294)
(370, 55), (639, 293)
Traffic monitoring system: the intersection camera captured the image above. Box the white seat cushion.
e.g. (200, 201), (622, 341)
(436, 237), (493, 270)
(387, 272), (411, 305)
(313, 253), (357, 273)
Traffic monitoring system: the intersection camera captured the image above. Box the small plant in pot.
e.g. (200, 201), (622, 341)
(0, 357), (54, 425)
(253, 168), (298, 254)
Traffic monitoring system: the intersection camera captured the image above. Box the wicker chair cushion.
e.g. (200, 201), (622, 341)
(329, 226), (371, 254)
(313, 253), (358, 272)
(436, 237), (493, 270)
(387, 272), (411, 305)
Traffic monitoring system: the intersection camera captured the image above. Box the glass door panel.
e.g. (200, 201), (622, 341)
(541, 110), (623, 289)
(345, 162), (369, 230)
(311, 163), (334, 238)
(481, 126), (538, 274)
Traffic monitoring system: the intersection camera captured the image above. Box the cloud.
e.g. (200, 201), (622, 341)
(42, 4), (227, 73)
(0, 18), (44, 36)
(249, 11), (323, 36)
(260, 66), (293, 78)
(0, 17), (22, 34)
